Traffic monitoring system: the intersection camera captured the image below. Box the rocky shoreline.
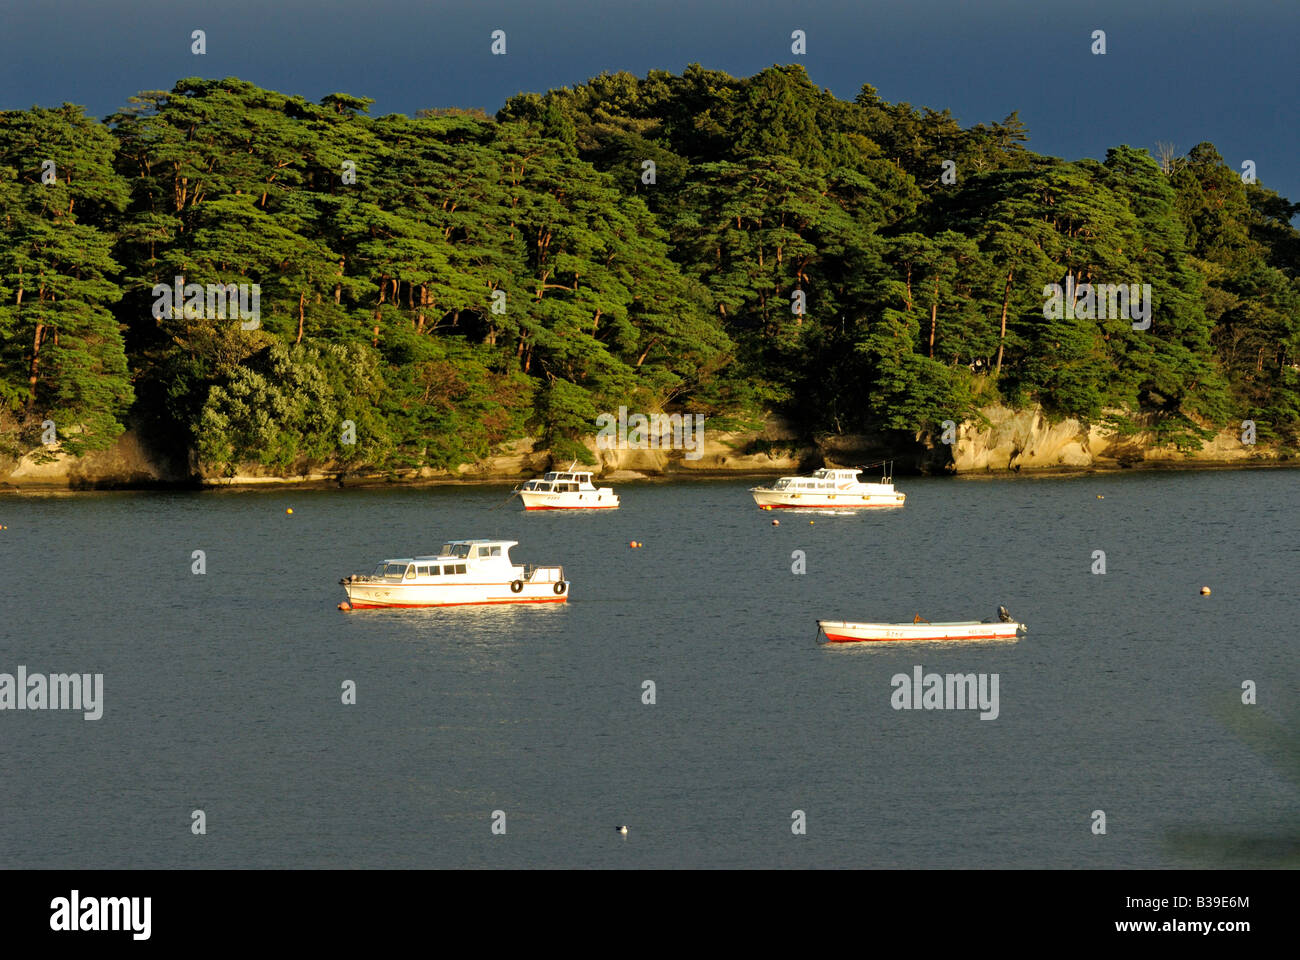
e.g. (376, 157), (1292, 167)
(1, 406), (1290, 490)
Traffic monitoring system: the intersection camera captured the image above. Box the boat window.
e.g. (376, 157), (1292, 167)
(544, 473), (557, 481)
(427, 565), (441, 576)
(384, 563), (407, 579)
(490, 546), (501, 556)
(477, 547), (491, 557)
(405, 565), (416, 579)
(372, 563), (386, 577)
(450, 544), (470, 559)
(454, 564), (467, 575)
(417, 565), (430, 576)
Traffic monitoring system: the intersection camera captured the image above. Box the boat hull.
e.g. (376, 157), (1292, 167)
(752, 490), (905, 509)
(344, 580), (569, 608)
(817, 620), (1022, 643)
(518, 491), (619, 510)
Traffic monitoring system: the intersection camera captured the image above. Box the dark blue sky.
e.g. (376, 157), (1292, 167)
(3, 0), (1297, 207)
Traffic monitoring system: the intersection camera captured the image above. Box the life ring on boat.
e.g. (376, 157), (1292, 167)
(553, 581), (567, 595)
(510, 580), (524, 593)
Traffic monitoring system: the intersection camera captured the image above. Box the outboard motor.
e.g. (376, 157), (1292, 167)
(998, 605), (1013, 623)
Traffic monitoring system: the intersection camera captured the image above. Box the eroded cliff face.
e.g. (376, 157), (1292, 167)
(0, 431), (182, 489)
(584, 416), (810, 477)
(0, 407), (1287, 489)
(937, 405), (1282, 473)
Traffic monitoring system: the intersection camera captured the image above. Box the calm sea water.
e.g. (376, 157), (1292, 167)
(1, 470), (1295, 868)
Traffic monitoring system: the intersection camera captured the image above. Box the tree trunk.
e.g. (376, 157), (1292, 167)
(995, 266), (1013, 375)
(28, 322), (44, 409)
(928, 277), (939, 357)
(636, 337), (659, 368)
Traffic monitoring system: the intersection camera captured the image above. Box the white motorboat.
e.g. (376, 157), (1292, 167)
(817, 608), (1026, 643)
(339, 539), (568, 609)
(750, 464), (905, 509)
(514, 463), (619, 510)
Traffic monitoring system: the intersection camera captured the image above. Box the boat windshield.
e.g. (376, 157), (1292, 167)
(371, 563), (386, 576)
(383, 563), (408, 579)
(543, 473), (558, 481)
(773, 479), (791, 490)
(449, 544), (472, 559)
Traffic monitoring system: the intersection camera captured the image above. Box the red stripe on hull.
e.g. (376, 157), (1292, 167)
(821, 632), (1012, 643)
(758, 503), (903, 509)
(345, 597), (567, 609)
(524, 505), (619, 510)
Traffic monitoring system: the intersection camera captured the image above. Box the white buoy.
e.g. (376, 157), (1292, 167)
(617, 825), (628, 835)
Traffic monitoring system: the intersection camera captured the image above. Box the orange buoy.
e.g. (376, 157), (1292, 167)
(771, 519), (780, 526)
(338, 601), (352, 611)
(1200, 586), (1211, 596)
(286, 507), (294, 514)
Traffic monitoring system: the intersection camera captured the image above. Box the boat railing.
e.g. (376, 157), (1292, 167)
(524, 563), (565, 583)
(856, 459), (894, 484)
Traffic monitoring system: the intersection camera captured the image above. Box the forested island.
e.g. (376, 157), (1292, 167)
(1, 65), (1297, 486)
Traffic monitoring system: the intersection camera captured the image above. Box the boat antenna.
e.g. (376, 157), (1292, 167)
(856, 459), (887, 470)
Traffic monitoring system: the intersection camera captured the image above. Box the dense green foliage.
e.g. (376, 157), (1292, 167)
(2, 67), (1297, 473)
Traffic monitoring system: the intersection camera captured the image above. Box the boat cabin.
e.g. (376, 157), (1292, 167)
(520, 471), (595, 493)
(770, 469), (862, 492)
(369, 540), (518, 581)
(811, 469), (861, 482)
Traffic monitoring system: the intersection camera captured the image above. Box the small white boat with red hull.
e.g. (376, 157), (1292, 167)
(339, 539), (568, 609)
(513, 463), (619, 510)
(817, 607), (1026, 643)
(750, 463), (905, 510)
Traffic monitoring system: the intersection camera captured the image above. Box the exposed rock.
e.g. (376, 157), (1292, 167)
(0, 430), (181, 489)
(943, 404), (1283, 472)
(1, 406), (1288, 490)
(584, 415), (811, 475)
